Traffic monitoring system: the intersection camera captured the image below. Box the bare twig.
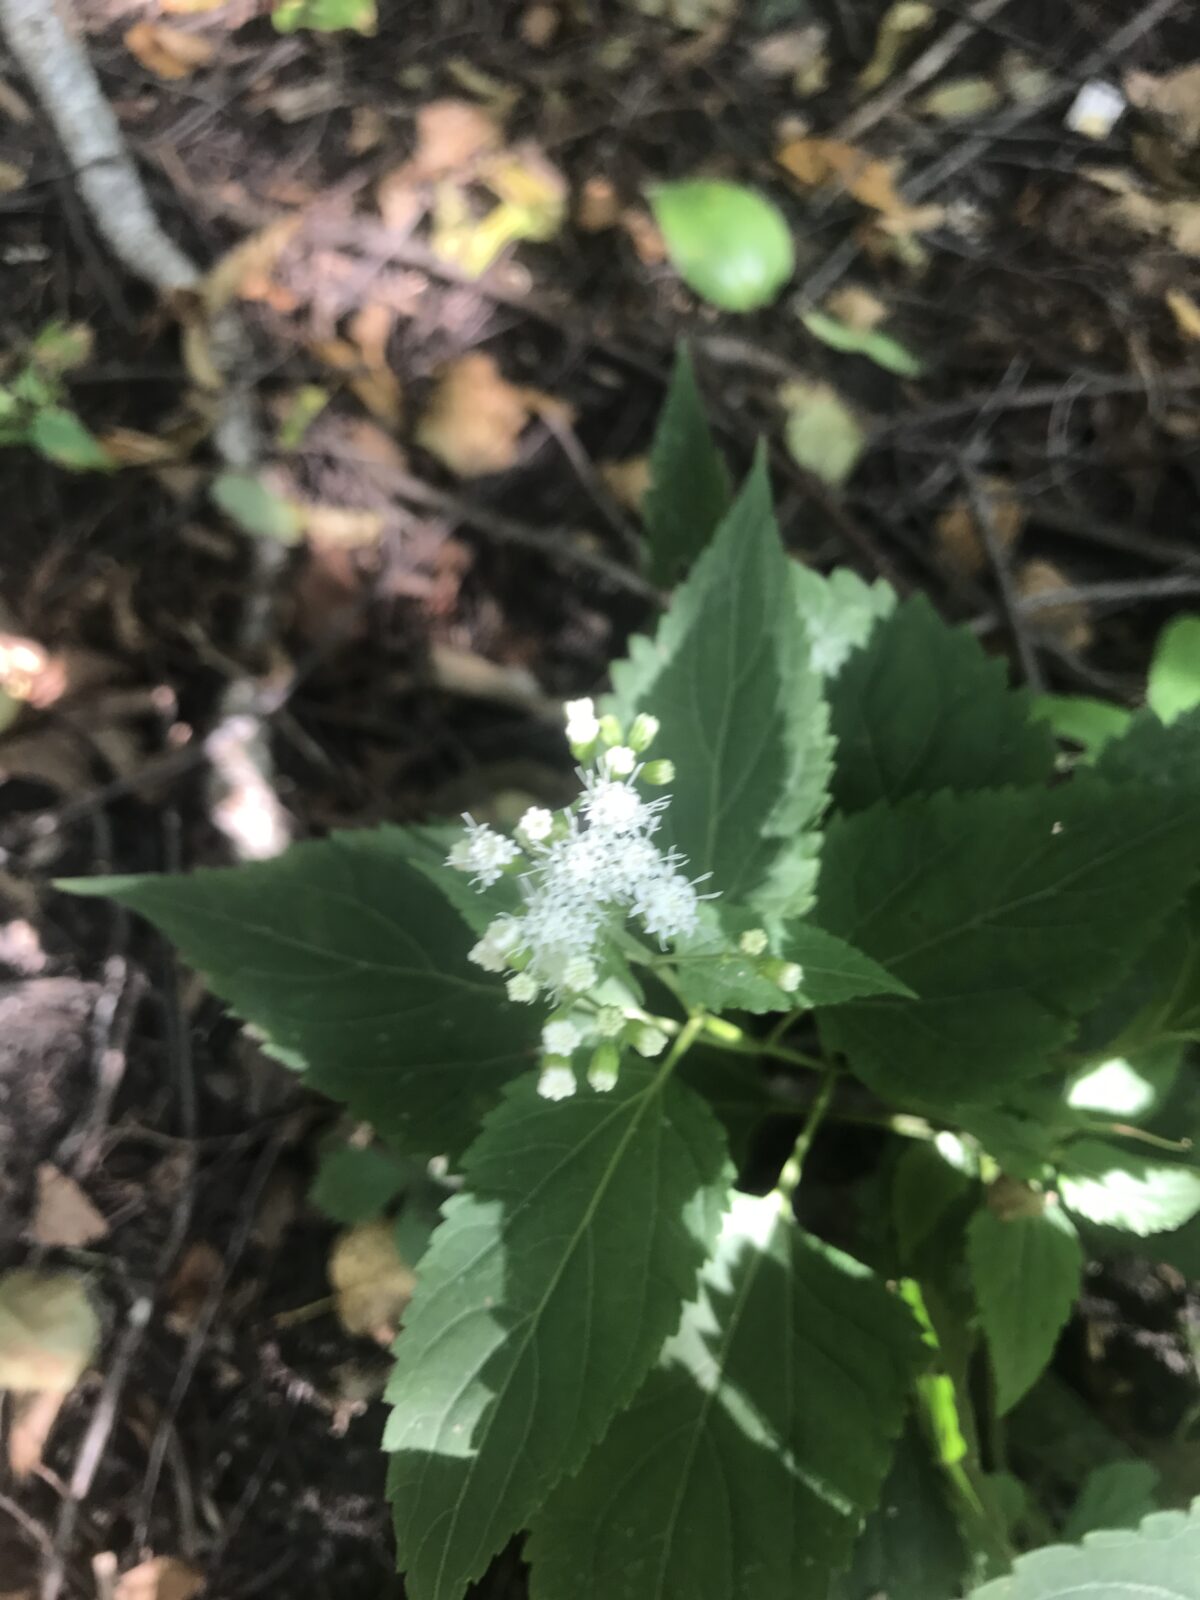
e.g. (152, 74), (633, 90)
(961, 459), (1044, 690)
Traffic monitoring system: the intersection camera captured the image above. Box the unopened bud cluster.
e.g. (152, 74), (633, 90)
(446, 700), (706, 1100)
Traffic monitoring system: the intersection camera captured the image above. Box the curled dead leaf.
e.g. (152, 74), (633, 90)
(776, 137), (941, 233)
(1017, 558), (1093, 652)
(824, 284), (888, 331)
(857, 1), (935, 93)
(165, 1241), (222, 1334)
(9, 1387), (67, 1478)
(1166, 286), (1200, 341)
(409, 98), (502, 182)
(299, 506), (386, 548)
(31, 1164), (108, 1249)
(933, 478), (1025, 578)
(1124, 61), (1200, 154)
(600, 456), (652, 515)
(112, 1557), (205, 1600)
(123, 22), (216, 80)
(0, 1269), (100, 1394)
(577, 175), (621, 232)
(417, 351), (534, 476)
(329, 1219), (416, 1342)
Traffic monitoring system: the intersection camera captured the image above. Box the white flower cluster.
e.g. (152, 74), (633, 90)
(446, 701), (706, 1100)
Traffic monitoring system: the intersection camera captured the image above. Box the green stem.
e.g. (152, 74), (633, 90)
(699, 1016), (827, 1073)
(660, 1011), (706, 1079)
(775, 1067), (838, 1202)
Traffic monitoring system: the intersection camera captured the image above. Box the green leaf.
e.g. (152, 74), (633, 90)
(1097, 706), (1200, 790)
(893, 1141), (974, 1265)
(830, 1422), (968, 1600)
(608, 458), (832, 909)
(828, 595), (1054, 812)
(272, 0), (376, 31)
(1030, 694), (1131, 760)
(30, 320), (93, 376)
(649, 180), (795, 312)
(527, 1191), (923, 1600)
(1063, 1460), (1161, 1541)
(211, 471), (303, 542)
(643, 345), (732, 586)
(310, 1144), (411, 1224)
(675, 1046), (781, 1171)
(28, 407), (114, 472)
(1057, 1138), (1200, 1237)
(784, 922), (914, 1006)
(781, 379), (865, 486)
(60, 830), (539, 1155)
(793, 564), (896, 678)
(384, 1065), (730, 1600)
(815, 780), (1200, 1109)
(967, 1203), (1083, 1415)
(1148, 616), (1200, 725)
(965, 1501), (1200, 1600)
(800, 309), (924, 378)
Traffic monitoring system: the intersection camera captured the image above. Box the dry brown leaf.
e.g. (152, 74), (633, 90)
(520, 2), (560, 47)
(97, 428), (189, 466)
(824, 284), (888, 331)
(409, 98), (502, 181)
(9, 1388), (67, 1477)
(347, 301), (395, 374)
(31, 1165), (108, 1249)
(348, 105), (387, 154)
(123, 22), (216, 80)
(113, 1557), (205, 1600)
(202, 217), (301, 315)
(329, 1219), (415, 1342)
(577, 175), (621, 232)
(376, 168), (424, 234)
(162, 0), (231, 12)
(933, 478), (1025, 578)
(776, 137), (939, 231)
(600, 456), (652, 515)
(620, 206), (668, 264)
(416, 352), (533, 476)
(165, 1242), (222, 1335)
(1017, 558), (1093, 652)
(1124, 61), (1200, 153)
(1166, 286), (1200, 340)
(299, 506), (385, 548)
(0, 159), (25, 194)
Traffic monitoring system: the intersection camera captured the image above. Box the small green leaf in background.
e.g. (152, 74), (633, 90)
(828, 595), (1055, 811)
(29, 407), (115, 472)
(211, 471), (303, 543)
(0, 1269), (100, 1393)
(1062, 1460), (1161, 1541)
(1030, 694), (1132, 760)
(272, 0), (376, 32)
(276, 384), (331, 451)
(60, 829), (540, 1157)
(1057, 1139), (1200, 1237)
(783, 921), (915, 1005)
(830, 1423), (968, 1600)
(893, 1141), (974, 1265)
(385, 1066), (730, 1600)
(608, 458), (832, 910)
(29, 320), (93, 376)
(793, 564), (896, 677)
(1148, 615), (1200, 724)
(915, 76), (1003, 120)
(1066, 1047), (1180, 1119)
(310, 1144), (411, 1225)
(781, 378), (865, 485)
(800, 308), (924, 377)
(967, 1202), (1083, 1415)
(643, 345), (732, 586)
(527, 1190), (923, 1600)
(649, 179), (796, 312)
(816, 780), (1200, 1110)
(965, 1500), (1200, 1600)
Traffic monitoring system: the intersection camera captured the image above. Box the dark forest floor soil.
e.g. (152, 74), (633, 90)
(1, 1), (1199, 1595)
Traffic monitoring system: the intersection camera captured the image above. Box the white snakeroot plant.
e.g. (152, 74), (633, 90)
(68, 363), (1200, 1600)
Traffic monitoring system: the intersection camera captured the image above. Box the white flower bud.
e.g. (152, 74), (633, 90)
(468, 939), (508, 973)
(594, 1005), (625, 1038)
(485, 916), (524, 956)
(601, 745), (637, 778)
(587, 1043), (620, 1092)
(517, 806), (555, 845)
(739, 928), (769, 957)
(562, 956), (598, 993)
(507, 973), (539, 1003)
(776, 962), (804, 994)
(628, 713), (659, 753)
(564, 698), (600, 747)
(543, 1019), (582, 1056)
(633, 1024), (668, 1059)
(641, 760), (675, 786)
(537, 1062), (578, 1101)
